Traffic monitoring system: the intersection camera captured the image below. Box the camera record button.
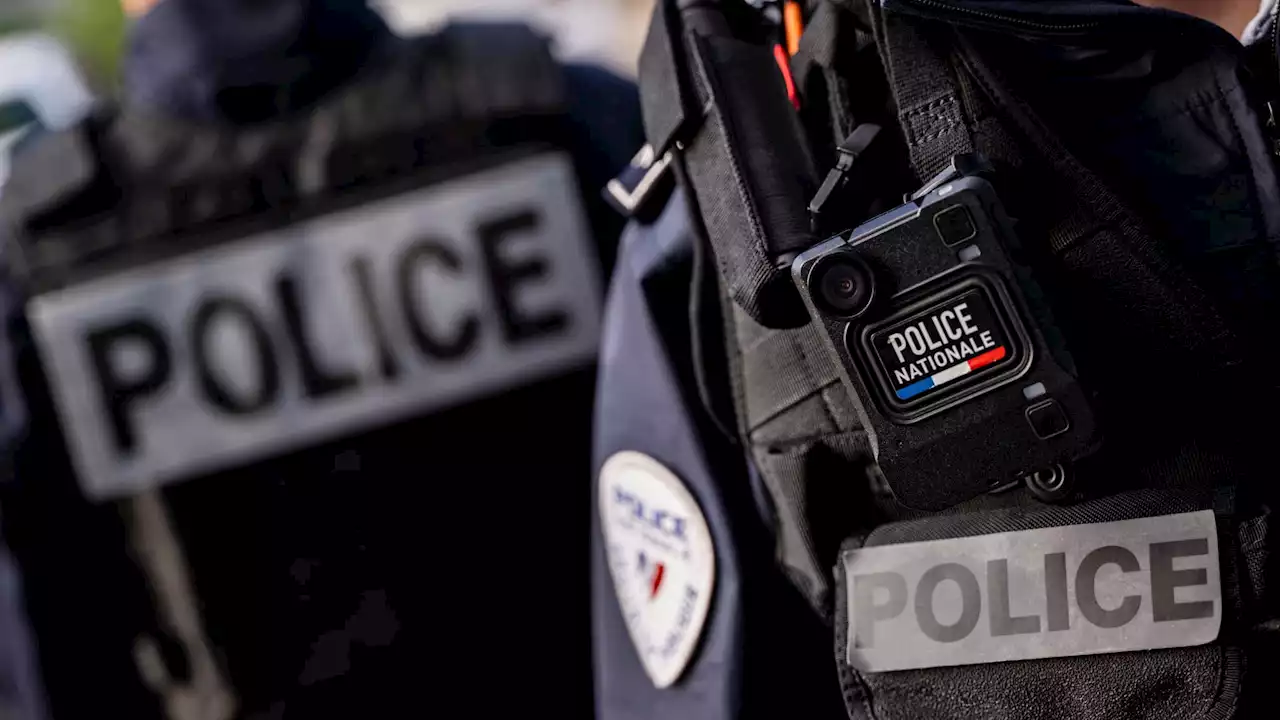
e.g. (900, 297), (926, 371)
(934, 205), (978, 247)
(1026, 400), (1071, 440)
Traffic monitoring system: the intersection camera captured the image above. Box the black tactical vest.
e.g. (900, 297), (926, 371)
(0, 24), (612, 720)
(627, 2), (1280, 719)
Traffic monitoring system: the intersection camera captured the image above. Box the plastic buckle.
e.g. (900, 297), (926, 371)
(808, 123), (882, 231)
(604, 144), (675, 221)
(909, 153), (996, 203)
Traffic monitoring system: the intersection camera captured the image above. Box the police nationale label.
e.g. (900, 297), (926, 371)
(844, 511), (1221, 672)
(599, 451), (715, 689)
(870, 285), (1016, 404)
(29, 154), (602, 499)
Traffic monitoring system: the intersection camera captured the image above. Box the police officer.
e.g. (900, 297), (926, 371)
(0, 1), (642, 718)
(593, 0), (1280, 719)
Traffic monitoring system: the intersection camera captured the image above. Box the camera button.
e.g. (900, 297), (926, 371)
(934, 205), (978, 247)
(1026, 400), (1070, 440)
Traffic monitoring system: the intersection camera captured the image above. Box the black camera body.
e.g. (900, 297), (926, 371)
(792, 158), (1099, 510)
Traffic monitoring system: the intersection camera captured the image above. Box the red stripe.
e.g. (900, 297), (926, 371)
(968, 346), (1007, 371)
(650, 563), (666, 599)
(774, 45), (800, 109)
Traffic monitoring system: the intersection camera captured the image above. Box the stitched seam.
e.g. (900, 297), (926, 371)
(902, 94), (958, 117)
(901, 91), (960, 150)
(743, 326), (779, 355)
(793, 333), (837, 432)
(1094, 81), (1243, 133)
(911, 121), (960, 147)
(822, 384), (855, 433)
(765, 428), (869, 453)
(905, 95), (961, 149)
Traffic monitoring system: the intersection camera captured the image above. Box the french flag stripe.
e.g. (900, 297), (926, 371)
(896, 347), (1007, 400)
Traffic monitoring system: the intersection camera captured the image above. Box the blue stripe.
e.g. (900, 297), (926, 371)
(897, 377), (935, 400)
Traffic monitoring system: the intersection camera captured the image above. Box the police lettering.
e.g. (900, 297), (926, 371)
(85, 207), (569, 457)
(886, 300), (1000, 387)
(613, 486), (689, 542)
(852, 540), (1214, 648)
(887, 302), (980, 363)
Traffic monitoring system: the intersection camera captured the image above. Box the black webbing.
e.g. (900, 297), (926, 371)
(952, 32), (1255, 378)
(791, 0), (855, 144)
(637, 0), (819, 329)
(875, 9), (973, 182)
(638, 0), (694, 156)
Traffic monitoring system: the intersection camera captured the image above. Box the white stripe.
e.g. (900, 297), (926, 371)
(930, 362), (972, 388)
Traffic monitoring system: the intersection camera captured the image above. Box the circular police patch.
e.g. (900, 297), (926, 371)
(599, 451), (715, 689)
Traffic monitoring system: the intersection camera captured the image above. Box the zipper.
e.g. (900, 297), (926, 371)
(1269, 0), (1280, 157)
(892, 0), (1244, 46)
(1266, 101), (1280, 159)
(890, 0), (1101, 34)
(1272, 0), (1279, 72)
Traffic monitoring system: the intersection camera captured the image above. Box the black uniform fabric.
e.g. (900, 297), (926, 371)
(124, 0), (393, 124)
(627, 0), (1280, 718)
(592, 188), (847, 720)
(0, 9), (642, 720)
(849, 3), (1280, 718)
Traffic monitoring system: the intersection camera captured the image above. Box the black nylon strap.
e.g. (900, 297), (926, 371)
(877, 10), (973, 182)
(638, 0), (819, 329)
(638, 0), (695, 156)
(792, 0), (855, 144)
(738, 313), (846, 434)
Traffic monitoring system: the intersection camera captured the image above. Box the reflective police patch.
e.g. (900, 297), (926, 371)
(28, 153), (601, 500)
(599, 451), (715, 689)
(844, 511), (1221, 672)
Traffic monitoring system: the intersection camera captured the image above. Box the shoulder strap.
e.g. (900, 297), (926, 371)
(639, 0), (818, 329)
(873, 9), (974, 182)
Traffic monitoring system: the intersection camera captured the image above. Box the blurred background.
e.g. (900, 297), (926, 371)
(0, 3), (657, 719)
(0, 0), (655, 88)
(1, 0), (655, 200)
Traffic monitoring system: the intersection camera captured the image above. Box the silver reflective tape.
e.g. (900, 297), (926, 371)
(29, 153), (601, 500)
(844, 511), (1221, 672)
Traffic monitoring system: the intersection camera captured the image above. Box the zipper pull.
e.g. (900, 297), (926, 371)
(1267, 101), (1280, 158)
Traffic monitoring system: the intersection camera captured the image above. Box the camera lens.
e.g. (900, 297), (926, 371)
(812, 254), (875, 318)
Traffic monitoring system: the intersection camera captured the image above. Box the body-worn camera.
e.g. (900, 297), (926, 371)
(792, 155), (1099, 510)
